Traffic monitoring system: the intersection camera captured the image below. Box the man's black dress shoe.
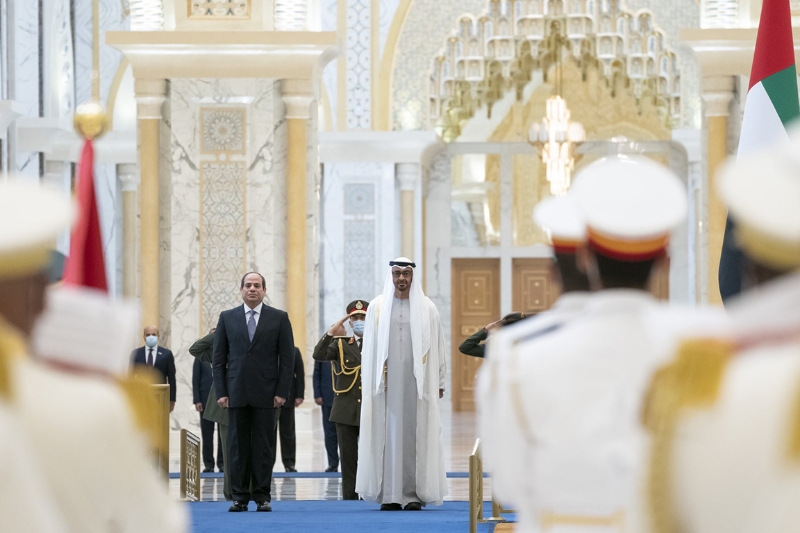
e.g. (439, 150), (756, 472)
(256, 501), (272, 512)
(228, 501), (248, 512)
(404, 502), (422, 511)
(324, 466), (337, 472)
(380, 503), (402, 511)
(202, 467), (213, 473)
(218, 467), (224, 473)
(285, 466), (297, 473)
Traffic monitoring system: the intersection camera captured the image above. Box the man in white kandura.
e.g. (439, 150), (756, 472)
(356, 258), (447, 511)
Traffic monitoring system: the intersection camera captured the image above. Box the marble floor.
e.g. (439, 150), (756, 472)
(168, 407), (493, 502)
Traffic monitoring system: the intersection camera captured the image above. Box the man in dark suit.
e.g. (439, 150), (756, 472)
(130, 326), (176, 412)
(193, 329), (224, 473)
(213, 272), (295, 513)
(276, 347), (305, 472)
(313, 357), (338, 472)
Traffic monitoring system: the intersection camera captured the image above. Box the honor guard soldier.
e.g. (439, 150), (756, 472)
(643, 131), (800, 533)
(7, 181), (189, 532)
(0, 182), (73, 533)
(486, 156), (722, 533)
(478, 193), (591, 508)
(313, 299), (367, 500)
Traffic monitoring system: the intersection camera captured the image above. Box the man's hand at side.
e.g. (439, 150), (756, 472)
(315, 397), (323, 406)
(295, 398), (304, 408)
(274, 396), (287, 408)
(195, 402), (204, 412)
(217, 396), (229, 409)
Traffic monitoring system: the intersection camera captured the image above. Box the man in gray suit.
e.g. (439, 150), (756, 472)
(213, 272), (295, 513)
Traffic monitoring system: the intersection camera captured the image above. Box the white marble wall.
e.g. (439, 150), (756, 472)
(424, 152), (453, 380)
(320, 162), (396, 335)
(168, 79), (292, 431)
(8, 0), (40, 181)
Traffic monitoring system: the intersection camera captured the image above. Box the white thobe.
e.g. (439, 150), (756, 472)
(357, 294), (448, 505)
(379, 298), (421, 505)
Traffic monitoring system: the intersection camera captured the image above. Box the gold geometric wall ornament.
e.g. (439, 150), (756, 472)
(198, 105), (248, 333)
(200, 108), (246, 154)
(189, 0), (251, 19)
(431, 0), (681, 141)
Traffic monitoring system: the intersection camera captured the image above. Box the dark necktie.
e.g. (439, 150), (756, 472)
(357, 338), (362, 350)
(147, 348), (154, 366)
(248, 310), (257, 342)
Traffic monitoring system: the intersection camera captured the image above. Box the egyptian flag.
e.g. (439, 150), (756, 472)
(719, 0), (799, 302)
(62, 139), (108, 292)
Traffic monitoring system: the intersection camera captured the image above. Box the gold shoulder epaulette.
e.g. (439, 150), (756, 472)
(0, 321), (26, 400)
(644, 337), (732, 533)
(117, 367), (168, 457)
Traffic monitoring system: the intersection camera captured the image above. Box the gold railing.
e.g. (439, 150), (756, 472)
(469, 437), (517, 533)
(469, 439), (485, 533)
(152, 383), (171, 478)
(180, 429), (201, 501)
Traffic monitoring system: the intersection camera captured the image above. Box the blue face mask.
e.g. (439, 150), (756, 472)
(145, 335), (158, 348)
(352, 320), (365, 336)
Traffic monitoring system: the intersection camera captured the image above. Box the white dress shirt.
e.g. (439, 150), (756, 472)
(243, 302), (263, 326)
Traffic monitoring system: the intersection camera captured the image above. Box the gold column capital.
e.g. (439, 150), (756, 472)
(134, 78), (167, 120)
(701, 76), (735, 118)
(118, 163), (139, 192)
(396, 162), (419, 191)
(282, 79), (314, 119)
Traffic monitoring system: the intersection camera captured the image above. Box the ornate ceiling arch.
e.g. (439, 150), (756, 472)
(430, 0), (682, 141)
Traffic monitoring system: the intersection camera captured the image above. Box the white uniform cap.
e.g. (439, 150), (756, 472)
(0, 181), (73, 277)
(718, 129), (800, 270)
(532, 195), (586, 252)
(571, 156), (687, 261)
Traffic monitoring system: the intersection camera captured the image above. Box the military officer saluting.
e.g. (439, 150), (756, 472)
(313, 299), (368, 500)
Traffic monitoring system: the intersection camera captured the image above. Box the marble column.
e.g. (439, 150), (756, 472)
(701, 76), (734, 306)
(396, 163), (418, 260)
(282, 79), (313, 359)
(118, 163), (138, 299)
(42, 160), (71, 256)
(135, 78), (167, 328)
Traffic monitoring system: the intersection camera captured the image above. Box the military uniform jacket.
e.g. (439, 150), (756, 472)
(312, 333), (362, 426)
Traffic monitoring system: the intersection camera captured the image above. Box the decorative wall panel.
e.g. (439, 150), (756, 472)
(200, 161), (247, 332)
(346, 0), (371, 129)
(344, 220), (375, 303)
(189, 0), (251, 19)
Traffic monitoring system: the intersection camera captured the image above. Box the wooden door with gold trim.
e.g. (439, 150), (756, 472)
(451, 258), (500, 412)
(512, 258), (557, 315)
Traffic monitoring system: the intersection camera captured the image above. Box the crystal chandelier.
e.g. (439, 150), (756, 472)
(529, 96), (585, 196)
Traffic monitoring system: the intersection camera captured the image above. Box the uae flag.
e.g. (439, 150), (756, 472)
(62, 139), (108, 292)
(718, 0), (799, 302)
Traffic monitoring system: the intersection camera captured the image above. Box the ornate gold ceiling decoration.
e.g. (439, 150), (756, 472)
(430, 0), (681, 142)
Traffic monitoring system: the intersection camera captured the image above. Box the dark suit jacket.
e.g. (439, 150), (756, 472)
(313, 359), (334, 406)
(192, 359), (213, 405)
(131, 346), (177, 402)
(212, 303), (295, 409)
(284, 347), (305, 408)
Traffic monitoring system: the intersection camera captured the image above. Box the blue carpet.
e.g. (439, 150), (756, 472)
(189, 500), (499, 533)
(169, 471), (488, 479)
